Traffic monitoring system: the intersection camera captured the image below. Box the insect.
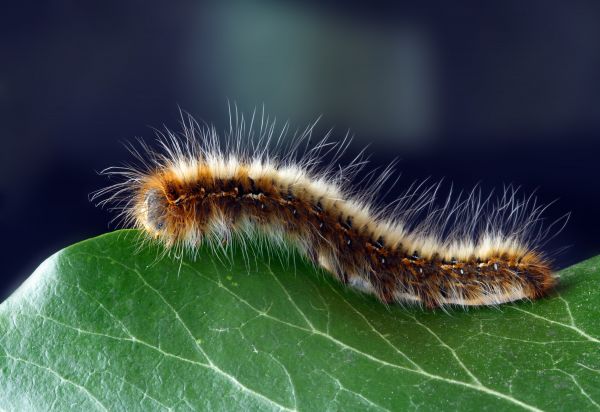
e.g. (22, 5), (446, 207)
(93, 107), (566, 308)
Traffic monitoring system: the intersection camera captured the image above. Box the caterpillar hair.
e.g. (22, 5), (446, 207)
(92, 107), (567, 309)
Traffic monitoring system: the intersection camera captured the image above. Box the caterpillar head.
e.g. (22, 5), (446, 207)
(141, 188), (169, 236)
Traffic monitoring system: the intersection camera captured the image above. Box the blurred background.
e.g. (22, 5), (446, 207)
(1, 1), (599, 300)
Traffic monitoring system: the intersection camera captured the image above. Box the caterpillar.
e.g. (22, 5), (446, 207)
(93, 108), (565, 309)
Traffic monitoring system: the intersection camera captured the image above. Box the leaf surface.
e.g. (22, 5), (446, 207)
(1, 230), (599, 411)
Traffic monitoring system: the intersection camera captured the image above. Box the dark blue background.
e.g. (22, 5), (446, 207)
(1, 1), (599, 300)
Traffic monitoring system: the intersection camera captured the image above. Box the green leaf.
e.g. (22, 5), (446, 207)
(1, 230), (599, 411)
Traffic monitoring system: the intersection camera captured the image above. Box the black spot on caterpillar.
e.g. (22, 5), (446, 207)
(92, 108), (568, 308)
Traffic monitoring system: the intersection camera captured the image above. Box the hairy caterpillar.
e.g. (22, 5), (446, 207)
(93, 108), (565, 309)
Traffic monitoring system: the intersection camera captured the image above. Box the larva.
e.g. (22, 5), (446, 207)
(93, 108), (563, 309)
